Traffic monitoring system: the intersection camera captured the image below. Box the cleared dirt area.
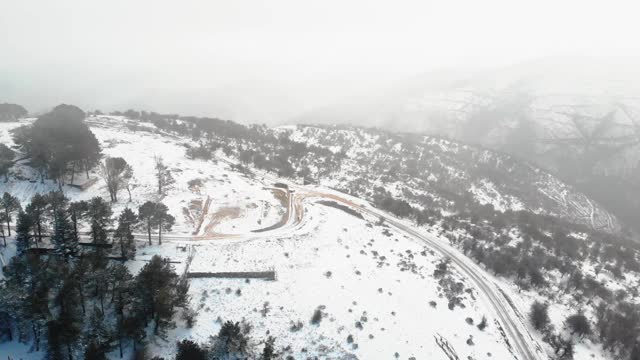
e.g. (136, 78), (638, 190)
(201, 206), (242, 237)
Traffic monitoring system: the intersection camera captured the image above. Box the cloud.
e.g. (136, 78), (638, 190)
(2, 0), (640, 122)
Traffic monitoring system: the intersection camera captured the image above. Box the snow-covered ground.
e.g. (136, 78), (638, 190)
(127, 201), (519, 359)
(0, 116), (622, 360)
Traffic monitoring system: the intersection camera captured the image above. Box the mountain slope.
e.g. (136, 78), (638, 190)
(279, 124), (620, 234)
(291, 58), (640, 233)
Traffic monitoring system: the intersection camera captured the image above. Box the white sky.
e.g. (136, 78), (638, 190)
(2, 0), (640, 122)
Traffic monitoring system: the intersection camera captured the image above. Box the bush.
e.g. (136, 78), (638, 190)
(310, 309), (323, 325)
(477, 316), (488, 331)
(529, 301), (550, 331)
(566, 313), (591, 338)
(290, 320), (304, 332)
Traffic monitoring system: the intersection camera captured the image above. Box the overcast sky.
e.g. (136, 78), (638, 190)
(2, 0), (640, 122)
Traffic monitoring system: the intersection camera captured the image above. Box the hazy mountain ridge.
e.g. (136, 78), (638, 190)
(292, 59), (640, 233)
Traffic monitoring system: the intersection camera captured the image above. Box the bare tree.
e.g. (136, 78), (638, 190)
(99, 157), (132, 202)
(154, 155), (174, 195)
(122, 163), (134, 202)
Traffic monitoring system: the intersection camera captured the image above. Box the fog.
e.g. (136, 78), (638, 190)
(2, 0), (640, 123)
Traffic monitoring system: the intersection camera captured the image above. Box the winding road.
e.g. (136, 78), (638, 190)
(267, 185), (544, 360)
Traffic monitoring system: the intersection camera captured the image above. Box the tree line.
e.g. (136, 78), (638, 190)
(0, 103), (27, 121)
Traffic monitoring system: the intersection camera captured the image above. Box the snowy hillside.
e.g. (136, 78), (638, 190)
(0, 116), (541, 359)
(291, 59), (640, 234)
(2, 113), (639, 360)
(279, 125), (620, 233)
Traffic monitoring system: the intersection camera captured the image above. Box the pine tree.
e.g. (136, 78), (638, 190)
(68, 200), (89, 244)
(72, 255), (90, 315)
(51, 209), (78, 261)
(86, 197), (113, 269)
(1, 192), (21, 237)
(47, 320), (66, 360)
(25, 258), (50, 352)
(85, 308), (113, 355)
(115, 208), (137, 260)
(153, 202), (174, 245)
(110, 263), (134, 358)
(46, 191), (68, 221)
(87, 197), (113, 244)
(122, 311), (146, 353)
(138, 201), (157, 246)
(25, 193), (47, 246)
(54, 272), (83, 360)
(15, 210), (33, 254)
(136, 256), (180, 336)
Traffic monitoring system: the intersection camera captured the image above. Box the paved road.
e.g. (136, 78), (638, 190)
(251, 185), (543, 360)
(355, 204), (543, 360)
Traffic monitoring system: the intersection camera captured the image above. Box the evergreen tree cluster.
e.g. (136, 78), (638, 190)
(12, 104), (101, 187)
(0, 103), (27, 121)
(0, 192), (187, 359)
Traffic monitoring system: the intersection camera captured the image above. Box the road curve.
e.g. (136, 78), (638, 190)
(356, 204), (543, 360)
(257, 186), (543, 360)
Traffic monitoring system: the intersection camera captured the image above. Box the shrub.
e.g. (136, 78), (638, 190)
(290, 320), (304, 332)
(310, 309), (323, 325)
(529, 301), (550, 331)
(566, 313), (591, 338)
(477, 316), (488, 331)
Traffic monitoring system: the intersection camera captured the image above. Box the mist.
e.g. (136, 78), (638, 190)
(3, 0), (640, 123)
